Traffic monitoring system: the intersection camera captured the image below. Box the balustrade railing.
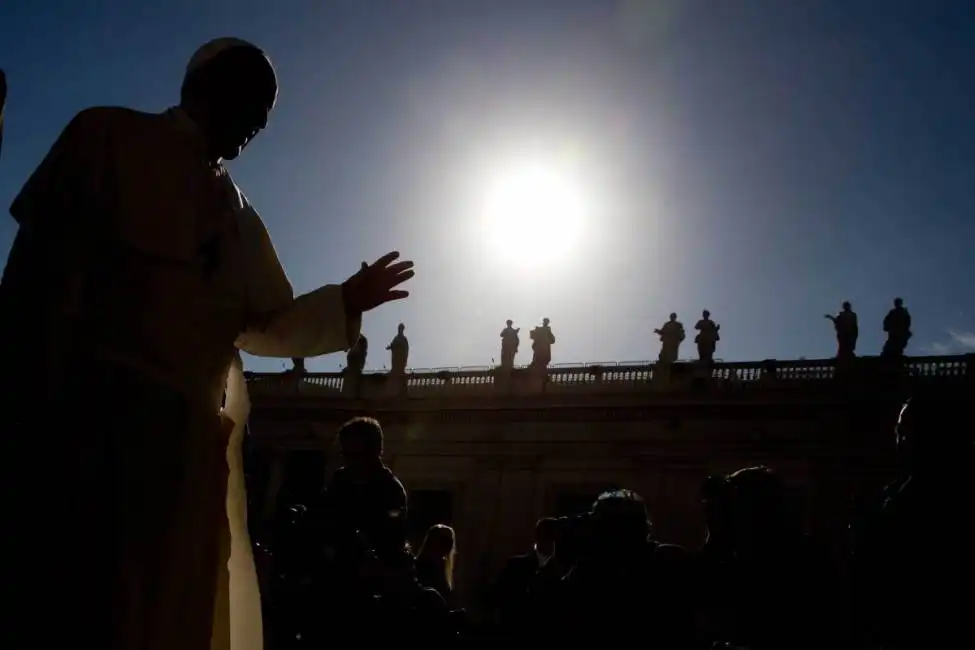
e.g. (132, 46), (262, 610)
(246, 354), (971, 400)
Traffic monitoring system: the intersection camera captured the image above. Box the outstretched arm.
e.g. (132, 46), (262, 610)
(234, 206), (412, 358)
(237, 284), (361, 358)
(234, 202), (360, 358)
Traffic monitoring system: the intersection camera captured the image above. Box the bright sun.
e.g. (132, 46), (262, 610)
(479, 161), (587, 267)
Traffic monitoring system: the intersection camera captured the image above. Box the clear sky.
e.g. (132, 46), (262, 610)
(1, 0), (974, 373)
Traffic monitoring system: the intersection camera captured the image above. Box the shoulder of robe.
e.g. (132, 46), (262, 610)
(10, 106), (156, 227)
(68, 105), (159, 140)
(224, 174), (249, 211)
(227, 176), (295, 308)
(234, 189), (274, 247)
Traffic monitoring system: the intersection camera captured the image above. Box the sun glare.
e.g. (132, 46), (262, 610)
(479, 161), (586, 267)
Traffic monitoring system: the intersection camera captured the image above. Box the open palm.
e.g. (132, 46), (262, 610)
(341, 251), (415, 315)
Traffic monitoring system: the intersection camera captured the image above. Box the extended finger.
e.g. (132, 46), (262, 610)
(371, 251), (401, 268)
(385, 269), (415, 287)
(384, 290), (410, 302)
(383, 260), (414, 276)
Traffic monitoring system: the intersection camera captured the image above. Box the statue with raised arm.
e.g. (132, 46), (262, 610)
(882, 297), (912, 358)
(529, 317), (555, 369)
(655, 312), (685, 364)
(694, 309), (721, 364)
(499, 319), (520, 369)
(0, 39), (413, 650)
(386, 323), (409, 374)
(825, 301), (858, 360)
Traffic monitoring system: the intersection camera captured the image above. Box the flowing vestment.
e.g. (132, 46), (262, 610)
(0, 107), (359, 650)
(213, 357), (261, 650)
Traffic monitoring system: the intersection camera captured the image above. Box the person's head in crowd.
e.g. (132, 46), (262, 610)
(417, 524), (457, 589)
(590, 489), (651, 553)
(180, 37), (278, 162)
(726, 466), (798, 549)
(337, 416), (384, 479)
(534, 517), (558, 558)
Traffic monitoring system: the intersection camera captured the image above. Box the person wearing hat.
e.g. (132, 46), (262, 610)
(0, 38), (413, 650)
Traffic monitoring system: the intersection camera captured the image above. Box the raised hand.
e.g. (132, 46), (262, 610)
(341, 251), (415, 315)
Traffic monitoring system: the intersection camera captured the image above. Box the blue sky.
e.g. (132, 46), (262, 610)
(2, 0), (974, 373)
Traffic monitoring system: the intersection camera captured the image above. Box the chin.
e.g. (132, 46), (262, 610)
(221, 146), (243, 161)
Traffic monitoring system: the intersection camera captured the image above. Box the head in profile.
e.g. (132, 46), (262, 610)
(337, 416), (384, 479)
(180, 37), (278, 162)
(417, 524), (457, 590)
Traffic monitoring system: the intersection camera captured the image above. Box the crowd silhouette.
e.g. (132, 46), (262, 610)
(256, 389), (971, 648)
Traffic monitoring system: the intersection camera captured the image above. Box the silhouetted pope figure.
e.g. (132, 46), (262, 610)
(0, 38), (413, 650)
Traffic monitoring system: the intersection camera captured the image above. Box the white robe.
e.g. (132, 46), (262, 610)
(217, 358), (260, 650)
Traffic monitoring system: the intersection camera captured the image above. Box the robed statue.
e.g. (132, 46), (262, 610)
(386, 323), (409, 374)
(655, 312), (685, 364)
(500, 319), (520, 369)
(825, 301), (858, 360)
(529, 318), (556, 369)
(882, 297), (912, 358)
(694, 310), (721, 364)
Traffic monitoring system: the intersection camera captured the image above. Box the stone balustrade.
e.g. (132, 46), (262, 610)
(246, 353), (972, 401)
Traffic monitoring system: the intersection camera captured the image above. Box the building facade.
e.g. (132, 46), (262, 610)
(244, 354), (971, 601)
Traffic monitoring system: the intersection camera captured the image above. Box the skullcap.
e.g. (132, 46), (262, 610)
(185, 37), (270, 80)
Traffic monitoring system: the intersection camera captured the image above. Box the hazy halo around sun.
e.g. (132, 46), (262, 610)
(478, 160), (587, 268)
